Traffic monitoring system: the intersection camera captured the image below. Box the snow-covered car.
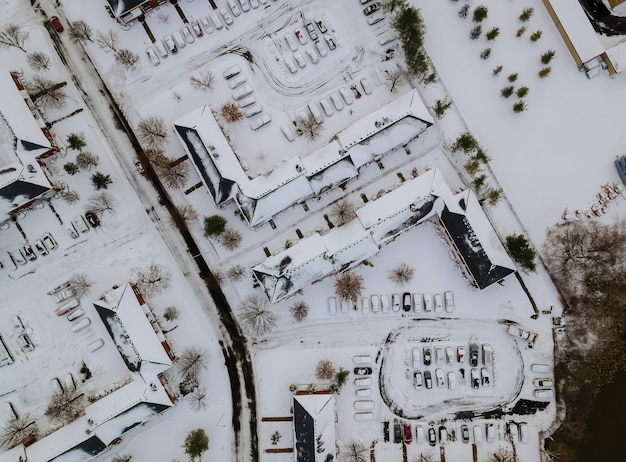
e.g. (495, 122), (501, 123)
(470, 368), (480, 389)
(381, 295), (390, 313)
(415, 425), (424, 444)
(227, 0), (241, 16)
(250, 114), (271, 130)
(330, 92), (344, 110)
(427, 426), (436, 446)
(533, 378), (553, 387)
(457, 346), (466, 362)
(354, 377), (372, 387)
(71, 317), (91, 333)
(434, 293), (444, 312)
(473, 425), (483, 442)
(367, 13), (384, 25)
(232, 84), (253, 100)
(446, 347), (455, 364)
(55, 298), (79, 316)
(360, 297), (370, 313)
(424, 370), (432, 389)
(339, 87), (354, 104)
(73, 215), (89, 233)
(280, 124), (295, 142)
(66, 222), (79, 239)
(87, 338), (105, 352)
(209, 10), (223, 29)
(412, 347), (420, 367)
(315, 16), (328, 33)
(220, 8), (234, 25)
(228, 74), (247, 89)
(354, 400), (374, 410)
(55, 288), (75, 303)
(363, 2), (381, 15)
(444, 291), (455, 311)
(154, 39), (168, 58)
(314, 40), (328, 57)
(413, 370), (423, 390)
(244, 105), (262, 118)
(10, 251), (26, 266)
(22, 244), (36, 261)
(508, 422), (519, 443)
(435, 346), (444, 365)
(370, 295), (380, 312)
(223, 65), (241, 79)
(412, 293), (423, 312)
(34, 239), (48, 255)
(485, 423), (495, 442)
(308, 102), (323, 123)
(328, 297), (337, 315)
(63, 373), (76, 391)
(439, 426), (448, 444)
(324, 34), (337, 50)
(172, 30), (186, 49)
(293, 51), (307, 68)
(181, 25), (195, 44)
(319, 98), (334, 117)
(423, 292), (433, 311)
(353, 355), (372, 364)
(391, 294), (401, 312)
(201, 17), (214, 34)
(447, 371), (457, 390)
(518, 423), (528, 443)
(356, 388), (372, 397)
(67, 308), (84, 321)
(42, 232), (58, 250)
(145, 46), (162, 65)
(163, 35), (177, 54)
(305, 47), (319, 64)
(360, 77), (373, 95)
(239, 0), (251, 12)
(294, 28), (307, 45)
(191, 20), (203, 37)
(284, 33), (298, 52)
(284, 56), (298, 74)
(250, 0), (259, 8)
(305, 21), (318, 41)
(423, 347), (431, 366)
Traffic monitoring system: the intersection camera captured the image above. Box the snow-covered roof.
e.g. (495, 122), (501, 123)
(336, 89), (433, 151)
(543, 0), (606, 65)
(94, 284), (172, 367)
(320, 218), (379, 272)
(293, 394), (336, 462)
(94, 402), (169, 446)
(174, 89), (433, 227)
(23, 417), (95, 462)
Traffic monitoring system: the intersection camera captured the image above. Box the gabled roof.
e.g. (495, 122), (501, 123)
(105, 0), (147, 16)
(293, 395), (336, 462)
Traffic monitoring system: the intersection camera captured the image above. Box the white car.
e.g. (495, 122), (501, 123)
(239, 0), (251, 12)
(244, 105), (262, 117)
(324, 34), (337, 50)
(220, 8), (234, 25)
(250, 0), (259, 8)
(367, 13), (384, 25)
(293, 51), (307, 68)
(381, 295), (390, 313)
(223, 65), (241, 79)
(208, 10), (223, 29)
(55, 288), (75, 303)
(294, 28), (307, 45)
(201, 17), (214, 34)
(228, 74), (247, 89)
(154, 39), (168, 57)
(370, 295), (380, 313)
(232, 84), (253, 100)
(444, 291), (455, 312)
(354, 377), (372, 387)
(284, 56), (298, 74)
(434, 293), (444, 312)
(190, 20), (203, 37)
(447, 371), (457, 390)
(163, 35), (177, 54)
(172, 30), (186, 49)
(181, 25), (195, 44)
(360, 297), (370, 313)
(314, 40), (328, 57)
(250, 114), (271, 130)
(413, 293), (423, 312)
(305, 47), (319, 64)
(71, 317), (91, 333)
(423, 292), (433, 312)
(329, 92), (344, 110)
(74, 215), (89, 233)
(319, 98), (334, 117)
(339, 87), (353, 105)
(281, 124), (295, 142)
(391, 294), (401, 312)
(143, 47), (159, 68)
(360, 77), (373, 95)
(328, 297), (337, 315)
(284, 33), (298, 52)
(238, 95), (256, 108)
(67, 308), (84, 321)
(227, 0), (241, 16)
(435, 368), (445, 387)
(87, 338), (104, 352)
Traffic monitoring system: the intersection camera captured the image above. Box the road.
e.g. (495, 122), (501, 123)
(35, 1), (258, 460)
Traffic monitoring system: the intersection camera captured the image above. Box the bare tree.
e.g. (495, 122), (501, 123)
(388, 262), (415, 286)
(489, 446), (514, 462)
(219, 102), (244, 124)
(137, 116), (169, 149)
(130, 262), (172, 296)
(0, 414), (39, 449)
(159, 160), (190, 189)
(61, 189), (80, 204)
(145, 147), (170, 169)
(177, 347), (209, 380)
(95, 29), (119, 53)
(0, 24), (29, 52)
(68, 273), (92, 297)
(221, 228), (242, 250)
(294, 114), (323, 141)
(342, 441), (368, 462)
(227, 265), (246, 281)
(68, 20), (94, 43)
(334, 271), (364, 301)
(289, 301), (309, 322)
(238, 294), (277, 336)
(187, 387), (208, 412)
(86, 192), (117, 216)
(26, 77), (67, 110)
(114, 48), (139, 69)
(384, 67), (405, 93)
(171, 204), (199, 225)
(315, 359), (335, 381)
(111, 455), (133, 462)
(76, 151), (100, 170)
(190, 70), (216, 92)
(26, 52), (50, 71)
(45, 388), (85, 425)
(330, 199), (356, 226)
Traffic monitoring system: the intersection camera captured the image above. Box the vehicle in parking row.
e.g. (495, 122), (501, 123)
(435, 368), (445, 387)
(444, 290), (455, 311)
(232, 85), (253, 100)
(146, 46), (160, 65)
(85, 211), (100, 228)
(469, 343), (479, 367)
(250, 114), (271, 130)
(434, 293), (443, 312)
(339, 87), (354, 105)
(220, 8), (234, 26)
(305, 21), (318, 41)
(367, 13), (384, 25)
(71, 317), (91, 333)
(34, 239), (48, 255)
(354, 377), (372, 387)
(240, 0), (251, 12)
(360, 297), (370, 313)
(228, 74), (247, 89)
(380, 294), (390, 313)
(360, 77), (373, 95)
(324, 34), (337, 50)
(56, 298), (79, 316)
(319, 98), (333, 117)
(412, 347), (420, 368)
(172, 30), (186, 49)
(447, 371), (457, 390)
(244, 105), (262, 118)
(461, 424), (470, 443)
(208, 10), (223, 29)
(294, 28), (307, 45)
(370, 294), (380, 312)
(22, 244), (36, 261)
(423, 292), (433, 312)
(428, 426), (436, 446)
(423, 347), (431, 366)
(201, 17), (214, 34)
(163, 35), (178, 54)
(154, 39), (168, 58)
(354, 400), (374, 410)
(238, 95), (256, 108)
(314, 40), (327, 57)
(74, 215), (89, 233)
(227, 0), (241, 16)
(315, 16), (328, 33)
(355, 387), (372, 397)
(281, 124), (295, 142)
(413, 370), (423, 390)
(435, 346), (444, 365)
(190, 20), (203, 37)
(423, 370), (432, 389)
(293, 51), (307, 68)
(223, 65), (241, 79)
(55, 288), (75, 303)
(393, 421), (402, 443)
(354, 367), (372, 375)
(284, 56), (297, 74)
(533, 378), (553, 387)
(404, 424), (412, 444)
(66, 222), (79, 239)
(470, 368), (480, 389)
(67, 308), (84, 321)
(329, 92), (343, 110)
(87, 338), (105, 352)
(363, 2), (381, 15)
(308, 103), (323, 124)
(284, 32), (298, 52)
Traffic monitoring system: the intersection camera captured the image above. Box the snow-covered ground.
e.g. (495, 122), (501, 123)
(3, 0), (624, 460)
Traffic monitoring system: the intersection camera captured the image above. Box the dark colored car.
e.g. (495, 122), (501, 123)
(85, 211), (100, 228)
(428, 426), (437, 446)
(424, 370), (432, 389)
(469, 343), (479, 367)
(50, 16), (64, 32)
(402, 292), (411, 311)
(363, 2), (381, 16)
(383, 421), (389, 442)
(393, 421), (402, 443)
(404, 424), (412, 444)
(423, 347), (431, 366)
(354, 367), (372, 375)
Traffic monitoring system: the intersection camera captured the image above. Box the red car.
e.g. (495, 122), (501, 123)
(50, 16), (64, 33)
(403, 424), (412, 444)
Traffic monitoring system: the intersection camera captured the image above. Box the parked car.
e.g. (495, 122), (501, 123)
(9, 250), (25, 267)
(294, 28), (307, 45)
(281, 124), (295, 142)
(391, 294), (401, 312)
(412, 347), (420, 368)
(154, 39), (168, 58)
(427, 426), (437, 446)
(228, 74), (247, 89)
(457, 345), (466, 362)
(12, 315), (24, 333)
(447, 371), (457, 390)
(508, 422), (519, 443)
(404, 424), (412, 444)
(461, 424), (470, 443)
(367, 13), (384, 25)
(328, 297), (337, 315)
(232, 84), (253, 100)
(250, 114), (271, 130)
(51, 377), (63, 394)
(393, 421), (402, 443)
(360, 296), (370, 313)
(423, 347), (431, 366)
(55, 288), (75, 303)
(445, 347), (454, 364)
(305, 21), (318, 41)
(293, 51), (307, 68)
(413, 370), (423, 390)
(42, 232), (58, 250)
(190, 20), (203, 37)
(433, 293), (443, 312)
(354, 400), (374, 410)
(356, 388), (372, 397)
(284, 56), (298, 74)
(181, 25), (195, 44)
(381, 295), (390, 313)
(284, 32), (298, 51)
(444, 291), (455, 312)
(481, 367), (491, 387)
(329, 92), (344, 110)
(208, 9), (223, 29)
(201, 17), (214, 34)
(363, 2), (381, 15)
(339, 87), (353, 105)
(244, 105), (262, 118)
(473, 425), (483, 442)
(85, 211), (100, 228)
(22, 244), (37, 261)
(314, 40), (328, 57)
(71, 317), (91, 333)
(470, 368), (480, 389)
(67, 308), (85, 321)
(163, 35), (178, 54)
(415, 425), (424, 444)
(370, 294), (380, 313)
(485, 423), (495, 442)
(435, 346), (444, 365)
(324, 34), (337, 50)
(319, 98), (334, 117)
(435, 368), (445, 387)
(66, 222), (79, 239)
(220, 8), (234, 25)
(49, 16), (64, 32)
(250, 0), (259, 8)
(423, 292), (433, 312)
(354, 367), (372, 375)
(34, 239), (48, 255)
(469, 343), (479, 367)
(360, 77), (373, 95)
(74, 215), (89, 233)
(63, 373), (76, 391)
(353, 355), (372, 364)
(55, 298), (79, 316)
(439, 426), (448, 444)
(172, 30), (186, 49)
(227, 0), (241, 16)
(533, 378), (553, 387)
(146, 46), (160, 65)
(354, 377), (372, 387)
(86, 338), (105, 352)
(239, 0), (251, 12)
(314, 16), (328, 33)
(424, 370), (432, 389)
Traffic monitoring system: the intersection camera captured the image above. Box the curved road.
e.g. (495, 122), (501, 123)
(35, 1), (258, 460)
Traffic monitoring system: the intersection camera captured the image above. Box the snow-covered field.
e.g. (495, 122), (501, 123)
(2, 0), (624, 460)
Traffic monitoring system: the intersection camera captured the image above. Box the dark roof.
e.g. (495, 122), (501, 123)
(440, 206), (515, 289)
(615, 155), (626, 186)
(0, 179), (49, 205)
(106, 0), (148, 16)
(174, 125), (237, 204)
(293, 399), (315, 462)
(49, 435), (106, 462)
(94, 304), (141, 372)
